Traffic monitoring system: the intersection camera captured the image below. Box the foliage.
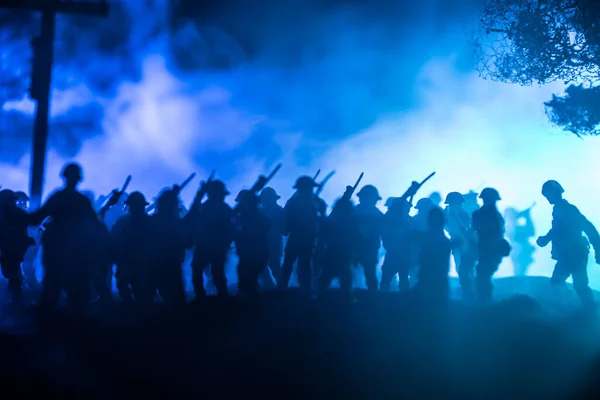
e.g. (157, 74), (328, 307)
(472, 0), (600, 136)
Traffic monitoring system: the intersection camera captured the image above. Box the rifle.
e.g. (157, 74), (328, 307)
(313, 170), (321, 181)
(235, 164), (282, 213)
(401, 171), (436, 204)
(315, 170), (336, 196)
(190, 170), (216, 211)
(340, 172), (364, 202)
(146, 172), (196, 214)
(99, 175), (132, 217)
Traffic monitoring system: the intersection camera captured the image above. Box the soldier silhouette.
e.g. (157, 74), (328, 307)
(15, 191), (40, 289)
(444, 192), (477, 300)
(259, 187), (285, 287)
(0, 190), (35, 303)
(504, 206), (536, 276)
(148, 188), (188, 305)
(318, 186), (358, 296)
(429, 192), (442, 208)
(111, 191), (154, 304)
(536, 180), (600, 310)
(380, 196), (413, 292)
(234, 190), (270, 298)
(354, 185), (384, 292)
(26, 163), (101, 312)
(472, 188), (511, 303)
(186, 180), (234, 298)
(278, 176), (322, 292)
(463, 190), (481, 216)
(413, 207), (453, 305)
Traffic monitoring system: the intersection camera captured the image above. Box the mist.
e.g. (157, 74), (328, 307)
(2, 0), (600, 287)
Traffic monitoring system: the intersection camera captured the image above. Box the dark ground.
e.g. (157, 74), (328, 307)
(1, 276), (600, 399)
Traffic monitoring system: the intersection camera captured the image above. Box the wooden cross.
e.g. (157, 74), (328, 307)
(0, 0), (109, 208)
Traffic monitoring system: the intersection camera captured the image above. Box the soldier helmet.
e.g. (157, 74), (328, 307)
(260, 187), (280, 201)
(235, 189), (252, 203)
(14, 191), (29, 201)
(61, 162), (82, 180)
(429, 191), (442, 204)
(357, 185), (382, 200)
(157, 188), (179, 207)
(479, 187), (501, 201)
(415, 197), (434, 210)
(293, 176), (318, 190)
(126, 191), (149, 206)
(205, 180), (230, 196)
(0, 189), (17, 204)
(444, 192), (465, 205)
(542, 180), (564, 197)
(384, 197), (398, 208)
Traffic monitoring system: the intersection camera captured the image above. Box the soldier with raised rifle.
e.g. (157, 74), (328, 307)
(111, 191), (154, 304)
(354, 184), (384, 292)
(278, 176), (323, 293)
(186, 178), (234, 298)
(380, 187), (415, 292)
(318, 184), (359, 296)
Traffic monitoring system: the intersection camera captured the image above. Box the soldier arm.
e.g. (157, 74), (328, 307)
(28, 194), (59, 225)
(582, 215), (600, 252)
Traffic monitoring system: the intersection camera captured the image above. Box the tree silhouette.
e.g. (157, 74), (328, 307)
(472, 0), (600, 137)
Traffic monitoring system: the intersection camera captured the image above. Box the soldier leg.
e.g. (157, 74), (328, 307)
(211, 252), (229, 297)
(379, 254), (396, 292)
(115, 265), (133, 303)
(93, 262), (113, 303)
(568, 253), (595, 310)
(259, 267), (276, 289)
(338, 254), (353, 294)
(39, 255), (63, 311)
(268, 250), (282, 283)
(296, 250), (313, 292)
(318, 257), (337, 293)
(0, 257), (24, 302)
(191, 253), (210, 298)
(22, 247), (39, 288)
(458, 251), (476, 301)
(278, 244), (298, 290)
(475, 254), (501, 303)
(398, 261), (411, 292)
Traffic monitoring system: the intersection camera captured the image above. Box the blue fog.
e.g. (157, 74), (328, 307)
(1, 0), (600, 287)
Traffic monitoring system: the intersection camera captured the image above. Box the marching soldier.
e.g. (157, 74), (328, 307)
(188, 180), (234, 298)
(0, 190), (34, 303)
(413, 207), (453, 305)
(259, 187), (285, 287)
(354, 185), (384, 291)
(444, 192), (477, 300)
(380, 197), (413, 292)
(234, 190), (270, 297)
(111, 191), (154, 304)
(504, 206), (536, 276)
(278, 176), (322, 292)
(472, 188), (511, 302)
(536, 180), (600, 310)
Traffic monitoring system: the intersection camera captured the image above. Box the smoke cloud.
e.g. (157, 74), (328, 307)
(2, 0), (600, 286)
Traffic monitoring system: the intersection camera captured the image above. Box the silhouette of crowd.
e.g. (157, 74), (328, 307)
(0, 162), (598, 313)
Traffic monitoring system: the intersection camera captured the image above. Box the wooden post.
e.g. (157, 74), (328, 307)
(0, 0), (109, 208)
